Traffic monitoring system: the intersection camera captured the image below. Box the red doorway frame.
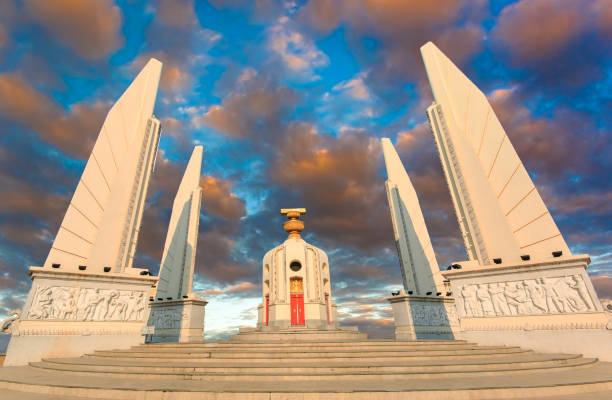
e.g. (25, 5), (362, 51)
(290, 293), (305, 325)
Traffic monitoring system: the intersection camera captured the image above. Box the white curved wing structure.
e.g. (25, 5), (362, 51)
(155, 146), (203, 300)
(421, 42), (570, 265)
(382, 138), (445, 294)
(43, 59), (163, 274)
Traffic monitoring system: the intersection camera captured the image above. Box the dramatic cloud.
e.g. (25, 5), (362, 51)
(132, 52), (192, 93)
(156, 0), (197, 28)
(270, 125), (392, 250)
(24, 0), (123, 60)
(299, 0), (485, 91)
(492, 0), (612, 87)
(0, 74), (108, 158)
(489, 87), (601, 180)
(201, 80), (296, 139)
(201, 176), (246, 221)
(493, 0), (588, 63)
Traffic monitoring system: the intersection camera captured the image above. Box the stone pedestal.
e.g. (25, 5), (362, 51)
(147, 297), (207, 343)
(442, 254), (612, 361)
(4, 267), (157, 366)
(387, 292), (458, 340)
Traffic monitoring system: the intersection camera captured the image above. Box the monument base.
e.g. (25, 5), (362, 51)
(147, 297), (207, 343)
(387, 292), (459, 340)
(442, 254), (612, 361)
(4, 267), (156, 366)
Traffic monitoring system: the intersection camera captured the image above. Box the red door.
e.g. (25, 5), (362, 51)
(290, 293), (305, 325)
(265, 296), (269, 326)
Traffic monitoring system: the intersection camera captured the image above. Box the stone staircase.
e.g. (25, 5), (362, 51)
(0, 339), (611, 399)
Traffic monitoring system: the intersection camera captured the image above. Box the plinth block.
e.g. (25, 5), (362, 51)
(387, 292), (459, 340)
(147, 297), (207, 343)
(4, 267), (157, 366)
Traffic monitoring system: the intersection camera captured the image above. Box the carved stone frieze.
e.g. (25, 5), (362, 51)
(458, 274), (595, 318)
(27, 286), (147, 322)
(149, 307), (188, 329)
(408, 301), (457, 327)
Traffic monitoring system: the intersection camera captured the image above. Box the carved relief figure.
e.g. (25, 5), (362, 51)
(504, 282), (529, 315)
(541, 277), (565, 313)
(461, 285), (479, 317)
(459, 274), (594, 318)
(27, 285), (147, 322)
(56, 287), (79, 320)
(476, 284), (495, 316)
(523, 280), (547, 313)
(488, 283), (510, 316)
(84, 289), (104, 321)
(567, 275), (593, 311)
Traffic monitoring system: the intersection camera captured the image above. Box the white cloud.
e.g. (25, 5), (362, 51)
(267, 17), (329, 81)
(332, 72), (371, 100)
(237, 67), (257, 85)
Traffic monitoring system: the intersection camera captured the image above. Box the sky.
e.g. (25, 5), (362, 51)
(0, 0), (611, 345)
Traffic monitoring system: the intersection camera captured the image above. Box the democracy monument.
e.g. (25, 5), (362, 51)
(0, 42), (611, 398)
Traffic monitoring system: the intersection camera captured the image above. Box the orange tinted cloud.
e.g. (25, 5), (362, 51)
(202, 84), (296, 138)
(270, 125), (392, 250)
(201, 176), (246, 222)
(0, 74), (107, 158)
(489, 88), (598, 179)
(156, 0), (197, 28)
(131, 52), (191, 92)
(24, 0), (123, 60)
(299, 0), (484, 80)
(493, 0), (587, 64)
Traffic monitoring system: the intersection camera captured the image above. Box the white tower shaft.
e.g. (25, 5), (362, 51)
(421, 42), (570, 265)
(382, 138), (445, 294)
(156, 146), (203, 300)
(43, 59), (163, 274)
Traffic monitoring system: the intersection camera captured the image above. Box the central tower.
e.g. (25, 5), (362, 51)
(258, 209), (337, 329)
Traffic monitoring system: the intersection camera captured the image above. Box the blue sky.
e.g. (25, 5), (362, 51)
(1, 0), (611, 343)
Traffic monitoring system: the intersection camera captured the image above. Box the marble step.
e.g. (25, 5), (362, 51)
(37, 351), (581, 369)
(126, 345), (497, 353)
(30, 353), (592, 377)
(87, 345), (527, 358)
(1, 363), (612, 399)
(28, 358), (597, 382)
(143, 339), (467, 345)
(134, 341), (475, 351)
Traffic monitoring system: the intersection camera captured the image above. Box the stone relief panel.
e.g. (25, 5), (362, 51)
(149, 307), (188, 329)
(410, 302), (457, 326)
(458, 274), (595, 318)
(27, 286), (147, 322)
